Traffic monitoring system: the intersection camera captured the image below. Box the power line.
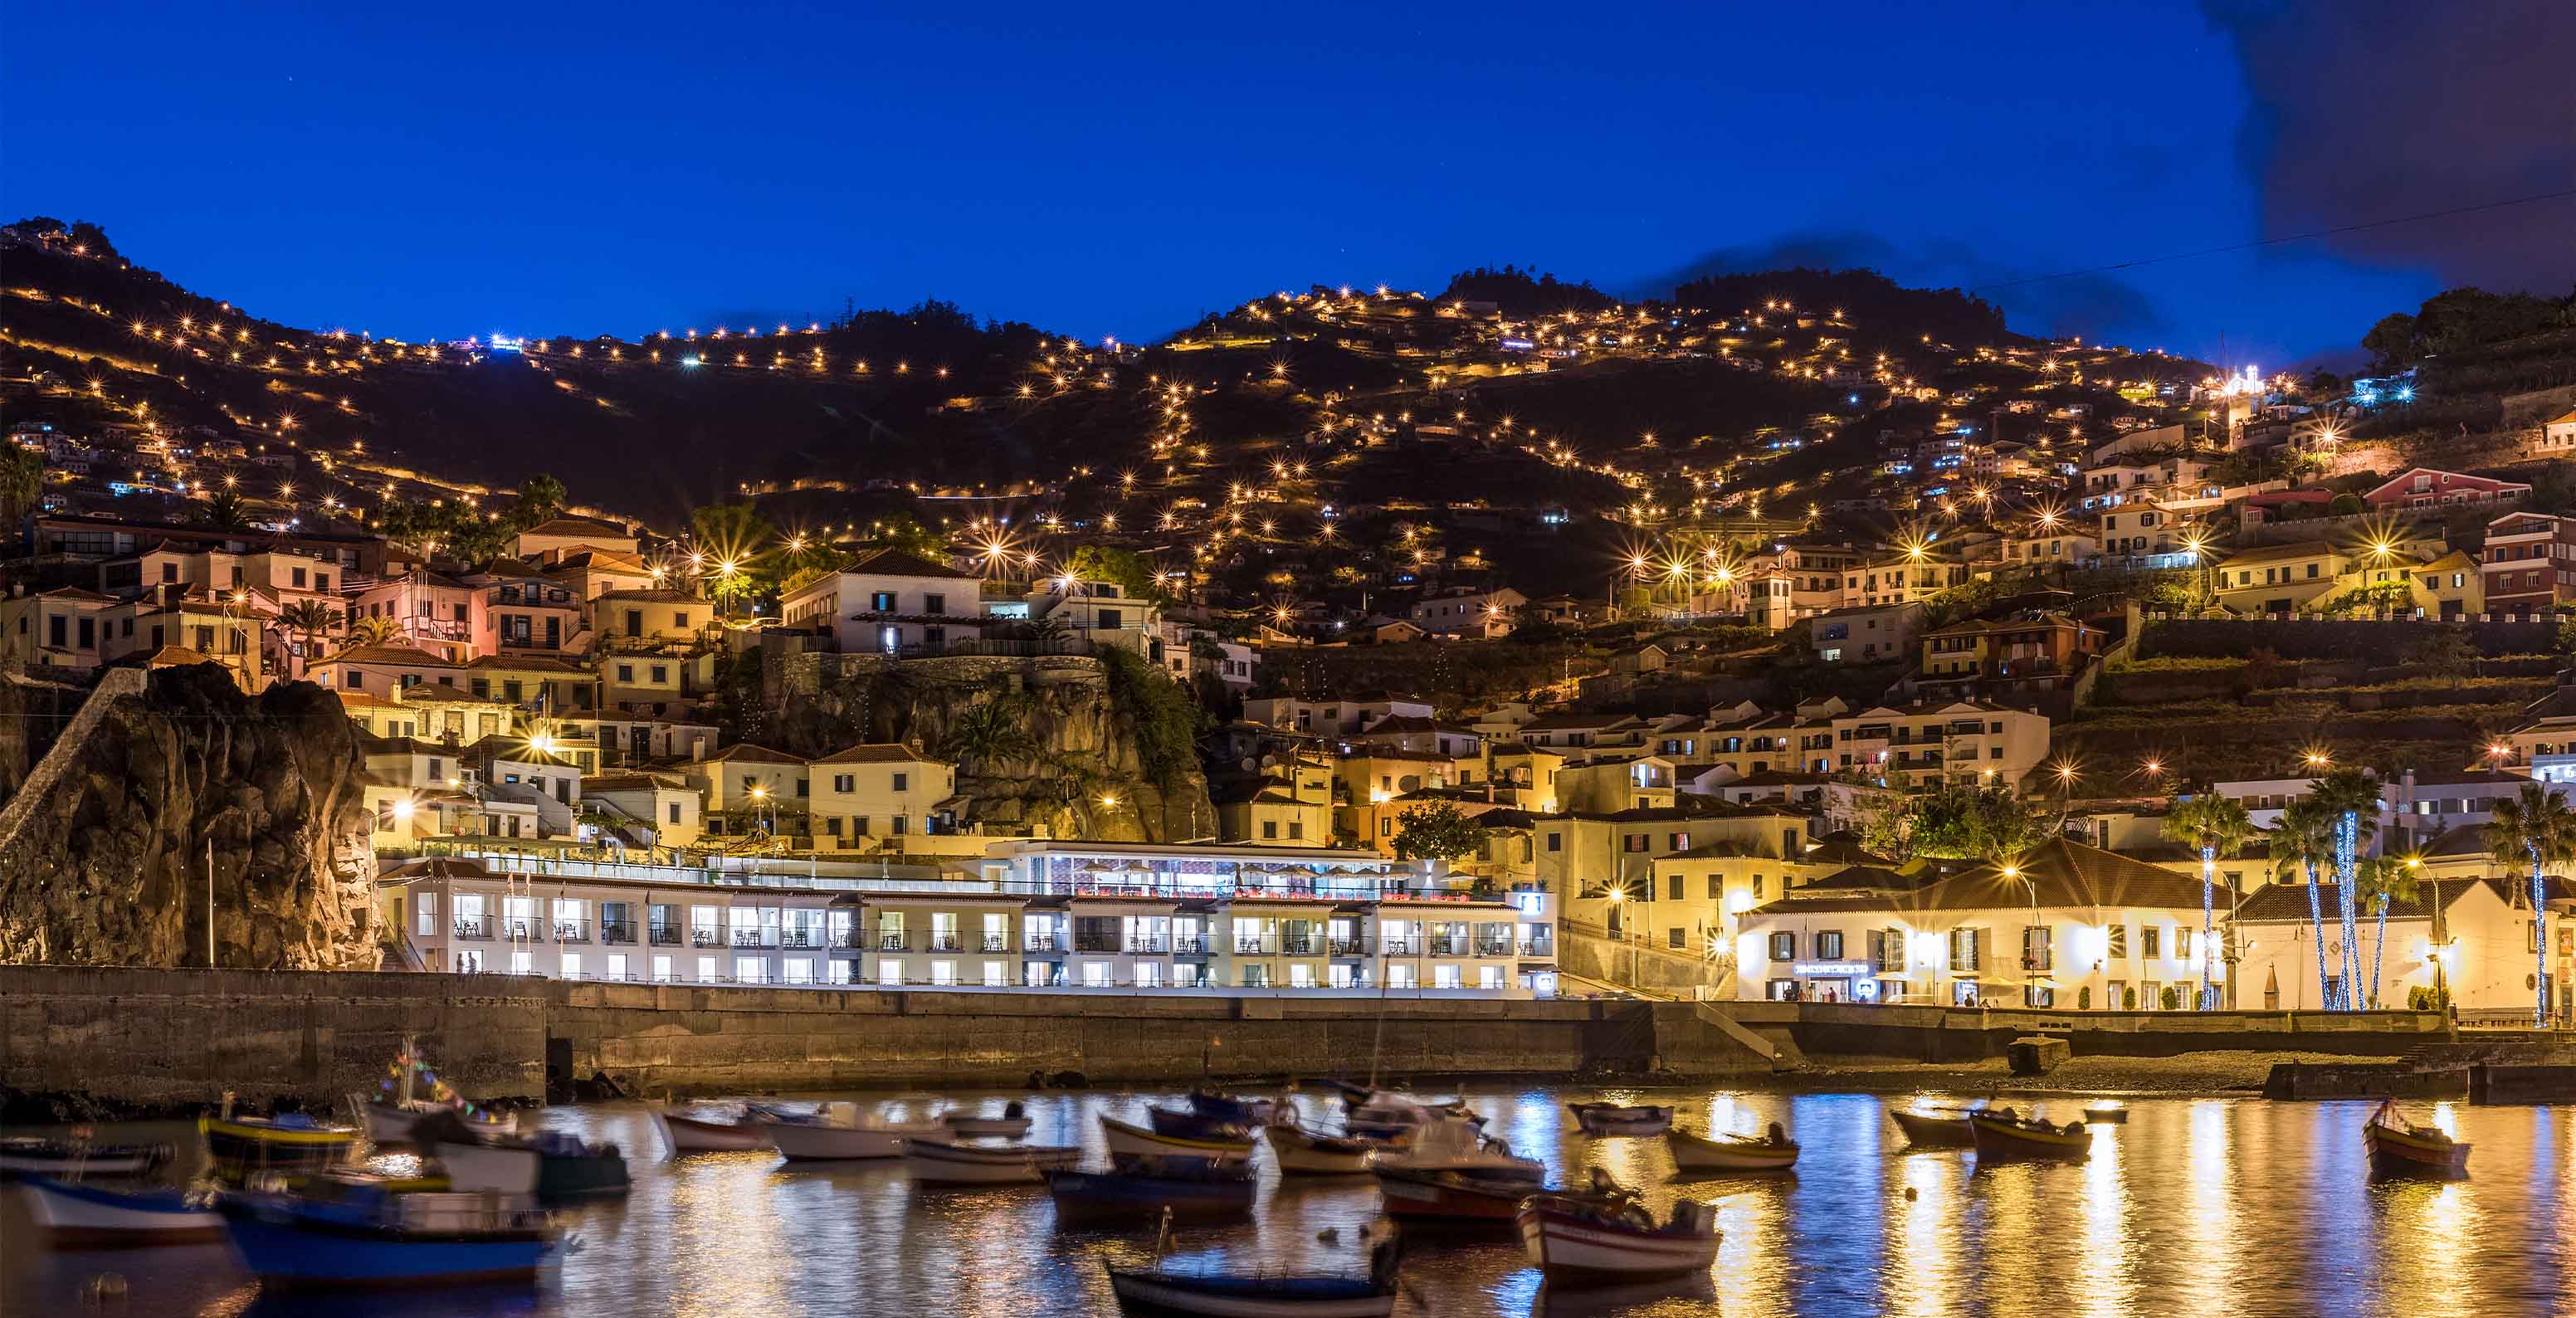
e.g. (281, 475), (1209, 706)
(1973, 187), (2576, 292)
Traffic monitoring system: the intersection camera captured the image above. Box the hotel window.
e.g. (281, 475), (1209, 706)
(930, 960), (958, 986)
(1769, 931), (1794, 960)
(510, 950), (534, 975)
(834, 774), (854, 793)
(606, 954), (628, 981)
(1815, 931), (1844, 959)
(1707, 875), (1722, 900)
(828, 960), (853, 985)
(983, 960), (1007, 987)
(1667, 929), (1686, 949)
(560, 954), (582, 979)
(877, 960), (903, 986)
(891, 772), (908, 793)
(1084, 962), (1109, 988)
(1479, 965), (1503, 989)
(1388, 964), (1417, 988)
(1546, 832), (1562, 852)
(783, 959), (814, 985)
(1136, 962), (1163, 988)
(1434, 964), (1461, 989)
(1025, 962), (1050, 987)
(1666, 876), (1683, 900)
(735, 958), (767, 984)
(456, 950), (483, 973)
(416, 891), (437, 937)
(2107, 924), (2129, 959)
(696, 956), (718, 982)
(1242, 965), (1271, 988)
(1329, 963), (1354, 988)
(1289, 964), (1314, 988)
(2141, 925), (2161, 958)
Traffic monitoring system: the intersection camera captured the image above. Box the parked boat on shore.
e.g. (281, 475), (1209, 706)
(1968, 1110), (2091, 1160)
(1665, 1123), (1799, 1174)
(0, 1135), (173, 1178)
(1516, 1191), (1720, 1281)
(1889, 1106), (1977, 1149)
(1566, 1102), (1675, 1137)
(1103, 1236), (1402, 1317)
(2364, 1101), (2471, 1178)
(652, 1107), (774, 1156)
(943, 1101), (1032, 1139)
(1103, 1113), (1257, 1164)
(1046, 1154), (1258, 1223)
(14, 1175), (225, 1246)
(217, 1173), (558, 1287)
(903, 1137), (1081, 1186)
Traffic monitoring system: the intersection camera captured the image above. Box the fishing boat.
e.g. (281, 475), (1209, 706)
(903, 1136), (1082, 1186)
(1967, 1110), (2091, 1160)
(764, 1111), (947, 1161)
(1182, 1087), (1278, 1127)
(1046, 1154), (1258, 1223)
(355, 1041), (518, 1145)
(1103, 1237), (1402, 1318)
(1366, 1114), (1544, 1184)
(2364, 1101), (2471, 1178)
(14, 1175), (226, 1246)
(1261, 1122), (1387, 1176)
(1888, 1106), (1977, 1149)
(1566, 1102), (1675, 1137)
(0, 1135), (173, 1178)
(432, 1129), (630, 1201)
(653, 1106), (774, 1155)
(1373, 1167), (1537, 1223)
(1665, 1124), (1799, 1174)
(1101, 1113), (1257, 1164)
(943, 1101), (1032, 1139)
(201, 1111), (360, 1179)
(1149, 1106), (1255, 1141)
(1342, 1091), (1481, 1140)
(217, 1173), (558, 1286)
(1516, 1191), (1720, 1281)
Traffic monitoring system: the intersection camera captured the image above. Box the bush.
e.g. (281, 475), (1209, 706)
(2122, 986), (2138, 1009)
(2077, 987), (2092, 1010)
(2159, 986), (2183, 1010)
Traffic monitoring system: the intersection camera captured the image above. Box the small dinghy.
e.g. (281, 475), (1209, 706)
(1104, 1235), (1403, 1317)
(1102, 1114), (1256, 1164)
(357, 1041), (518, 1145)
(2364, 1101), (2471, 1179)
(1517, 1188), (1720, 1281)
(1262, 1122), (1387, 1176)
(903, 1136), (1081, 1186)
(1367, 1114), (1544, 1184)
(202, 1109), (360, 1180)
(1665, 1122), (1799, 1174)
(0, 1135), (173, 1178)
(1183, 1087), (1278, 1127)
(1889, 1106), (1977, 1149)
(653, 1107), (774, 1155)
(1968, 1109), (2091, 1161)
(1342, 1090), (1482, 1140)
(943, 1101), (1032, 1139)
(764, 1108), (947, 1161)
(1047, 1154), (1258, 1223)
(218, 1171), (557, 1287)
(15, 1175), (225, 1246)
(1373, 1168), (1534, 1223)
(428, 1107), (629, 1202)
(1567, 1102), (1675, 1137)
(1149, 1106), (1255, 1141)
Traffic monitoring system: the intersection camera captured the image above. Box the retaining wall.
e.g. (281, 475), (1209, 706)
(1708, 1001), (2449, 1064)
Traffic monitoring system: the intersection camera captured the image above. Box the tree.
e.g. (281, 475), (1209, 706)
(1390, 802), (1489, 862)
(1065, 544), (1173, 606)
(873, 516), (947, 560)
(2271, 796), (2338, 1010)
(276, 600), (339, 674)
(0, 444), (43, 522)
(193, 489), (251, 530)
(512, 473), (567, 529)
(2307, 767), (2385, 1008)
(2485, 781), (2574, 1028)
(935, 698), (1041, 767)
(2162, 783), (2256, 1009)
(689, 502), (774, 610)
(2360, 312), (2419, 370)
(2351, 855), (2421, 1008)
(442, 514), (513, 570)
(2408, 629), (2476, 679)
(349, 615), (402, 647)
(1871, 783), (2055, 860)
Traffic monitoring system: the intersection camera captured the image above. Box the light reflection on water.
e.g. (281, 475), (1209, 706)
(2, 1089), (2570, 1317)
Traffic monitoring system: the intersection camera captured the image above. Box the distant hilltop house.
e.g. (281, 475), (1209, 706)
(1409, 587), (1525, 637)
(2361, 467), (2531, 511)
(778, 546), (987, 657)
(513, 515), (639, 563)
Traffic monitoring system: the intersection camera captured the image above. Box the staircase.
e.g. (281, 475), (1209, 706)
(1692, 1001), (1808, 1070)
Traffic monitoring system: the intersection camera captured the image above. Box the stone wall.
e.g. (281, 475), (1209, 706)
(1707, 1000), (2451, 1063)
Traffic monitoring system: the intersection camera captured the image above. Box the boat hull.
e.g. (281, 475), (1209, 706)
(1262, 1125), (1377, 1175)
(1105, 1266), (1396, 1317)
(1373, 1169), (1529, 1222)
(202, 1117), (359, 1178)
(1515, 1204), (1720, 1281)
(217, 1200), (553, 1287)
(903, 1139), (1081, 1185)
(1968, 1114), (2091, 1160)
(363, 1104), (517, 1145)
(654, 1111), (773, 1154)
(1102, 1115), (1256, 1164)
(943, 1115), (1032, 1139)
(432, 1140), (538, 1195)
(0, 1140), (168, 1178)
(768, 1120), (944, 1161)
(17, 1176), (225, 1245)
(1568, 1104), (1675, 1137)
(2365, 1122), (2471, 1178)
(1046, 1169), (1256, 1222)
(1664, 1129), (1799, 1173)
(1889, 1108), (1975, 1149)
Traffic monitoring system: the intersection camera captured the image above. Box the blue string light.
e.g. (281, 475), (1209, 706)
(2334, 812), (2360, 1011)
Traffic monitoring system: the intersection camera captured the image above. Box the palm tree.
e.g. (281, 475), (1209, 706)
(0, 444), (44, 523)
(2162, 783), (2256, 1010)
(276, 600), (339, 676)
(2485, 781), (2573, 1028)
(2270, 796), (2337, 1009)
(514, 473), (567, 529)
(349, 615), (402, 647)
(2351, 854), (2421, 1008)
(193, 488), (251, 530)
(2307, 767), (2384, 1008)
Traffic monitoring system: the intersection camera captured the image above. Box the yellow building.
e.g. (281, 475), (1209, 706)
(2211, 540), (2349, 613)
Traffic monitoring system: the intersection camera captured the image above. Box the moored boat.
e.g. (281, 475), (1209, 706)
(1968, 1110), (2091, 1160)
(1665, 1124), (1799, 1174)
(652, 1107), (774, 1156)
(903, 1136), (1081, 1186)
(1149, 1106), (1255, 1141)
(943, 1101), (1033, 1139)
(361, 1100), (517, 1146)
(217, 1174), (557, 1287)
(1103, 1238), (1401, 1318)
(1373, 1167), (1534, 1223)
(1889, 1106), (1976, 1149)
(765, 1112), (947, 1161)
(1102, 1113), (1257, 1164)
(2081, 1104), (2129, 1125)
(1516, 1191), (1720, 1281)
(1566, 1102), (1675, 1137)
(14, 1175), (226, 1246)
(1183, 1087), (1278, 1128)
(1342, 1090), (1481, 1140)
(0, 1135), (173, 1178)
(202, 1112), (360, 1179)
(2364, 1101), (2471, 1178)
(1261, 1122), (1385, 1176)
(432, 1129), (630, 1202)
(1365, 1114), (1543, 1184)
(1046, 1154), (1258, 1223)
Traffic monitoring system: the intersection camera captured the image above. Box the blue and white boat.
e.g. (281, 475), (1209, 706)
(1103, 1237), (1402, 1316)
(218, 1173), (557, 1286)
(14, 1175), (225, 1246)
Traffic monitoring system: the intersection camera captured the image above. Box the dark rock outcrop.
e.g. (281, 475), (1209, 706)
(0, 666), (377, 969)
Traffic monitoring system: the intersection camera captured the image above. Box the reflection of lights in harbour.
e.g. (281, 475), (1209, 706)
(2076, 1111), (2136, 1316)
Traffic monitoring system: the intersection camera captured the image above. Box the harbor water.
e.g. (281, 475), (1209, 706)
(4, 1086), (2571, 1316)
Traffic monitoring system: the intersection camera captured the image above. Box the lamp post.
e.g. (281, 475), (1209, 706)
(2006, 862), (2042, 1007)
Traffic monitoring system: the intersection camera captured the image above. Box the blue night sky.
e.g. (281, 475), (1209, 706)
(6, 2), (2567, 367)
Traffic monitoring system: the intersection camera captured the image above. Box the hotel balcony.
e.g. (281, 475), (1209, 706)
(1073, 934), (1120, 953)
(553, 920), (590, 944)
(979, 935), (1009, 952)
(1328, 938), (1368, 956)
(779, 929), (827, 949)
(1172, 937), (1208, 955)
(876, 934), (909, 952)
(647, 927), (681, 946)
(601, 921), (637, 945)
(1126, 937), (1168, 954)
(500, 918), (544, 941)
(451, 917), (490, 940)
(1022, 935), (1063, 953)
(928, 935), (964, 952)
(730, 930), (778, 949)
(691, 928), (724, 949)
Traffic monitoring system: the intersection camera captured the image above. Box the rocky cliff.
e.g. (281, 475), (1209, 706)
(0, 666), (378, 969)
(759, 650), (1215, 842)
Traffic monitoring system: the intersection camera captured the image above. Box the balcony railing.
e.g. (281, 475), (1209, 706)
(500, 918), (543, 941)
(877, 934), (908, 952)
(780, 929), (826, 949)
(979, 935), (1008, 953)
(1328, 938), (1367, 955)
(1171, 937), (1208, 955)
(1473, 941), (1515, 959)
(648, 927), (681, 946)
(691, 929), (724, 949)
(731, 930), (778, 949)
(452, 917), (490, 940)
(602, 921), (637, 945)
(1233, 939), (1271, 955)
(1516, 939), (1553, 957)
(835, 929), (863, 948)
(1127, 937), (1168, 954)
(1426, 937), (1464, 956)
(1022, 935), (1061, 953)
(553, 920), (591, 943)
(928, 935), (964, 952)
(1381, 939), (1417, 955)
(1280, 936), (1315, 956)
(1073, 934), (1120, 953)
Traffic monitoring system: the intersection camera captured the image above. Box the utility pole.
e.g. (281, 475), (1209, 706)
(207, 838), (216, 969)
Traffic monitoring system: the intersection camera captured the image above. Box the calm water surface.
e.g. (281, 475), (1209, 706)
(4, 1087), (2570, 1317)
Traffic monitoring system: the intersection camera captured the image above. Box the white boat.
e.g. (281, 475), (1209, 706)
(1366, 1114), (1543, 1184)
(652, 1108), (774, 1155)
(17, 1175), (226, 1245)
(1665, 1126), (1800, 1173)
(433, 1133), (631, 1200)
(1516, 1193), (1720, 1280)
(902, 1136), (1080, 1186)
(1567, 1102), (1675, 1136)
(432, 1139), (541, 1194)
(1100, 1114), (1256, 1164)
(1343, 1091), (1476, 1140)
(362, 1100), (518, 1145)
(766, 1114), (947, 1161)
(0, 1136), (170, 1177)
(1261, 1122), (1388, 1175)
(942, 1102), (1032, 1139)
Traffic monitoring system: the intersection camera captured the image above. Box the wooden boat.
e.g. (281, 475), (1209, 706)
(1665, 1126), (1799, 1174)
(1103, 1242), (1401, 1318)
(1101, 1113), (1256, 1164)
(1149, 1106), (1254, 1141)
(943, 1102), (1032, 1139)
(201, 1112), (360, 1179)
(1343, 1091), (1481, 1140)
(1567, 1102), (1675, 1137)
(1968, 1111), (2091, 1160)
(14, 1175), (225, 1245)
(1888, 1106), (1976, 1149)
(1516, 1192), (1720, 1280)
(765, 1113), (947, 1161)
(652, 1108), (774, 1155)
(217, 1174), (557, 1286)
(1183, 1087), (1278, 1127)
(0, 1135), (173, 1178)
(2081, 1105), (2129, 1125)
(1261, 1122), (1385, 1175)
(360, 1099), (517, 1145)
(1046, 1154), (1258, 1223)
(2364, 1103), (2471, 1178)
(1373, 1167), (1538, 1223)
(433, 1133), (630, 1201)
(1366, 1115), (1543, 1184)
(903, 1137), (1081, 1186)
